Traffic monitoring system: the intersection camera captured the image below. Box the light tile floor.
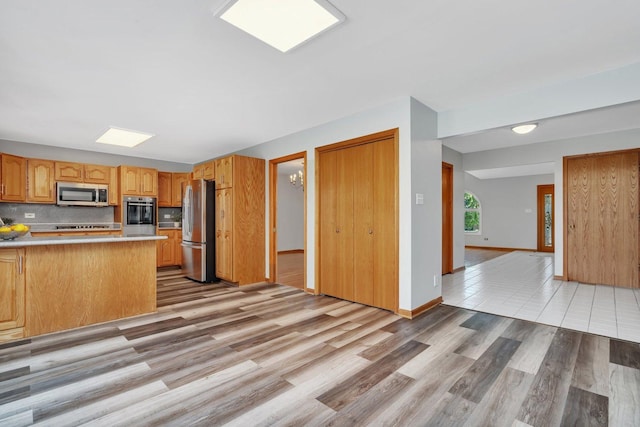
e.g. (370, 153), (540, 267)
(442, 251), (640, 343)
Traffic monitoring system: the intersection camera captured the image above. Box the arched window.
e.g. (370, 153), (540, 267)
(464, 191), (481, 233)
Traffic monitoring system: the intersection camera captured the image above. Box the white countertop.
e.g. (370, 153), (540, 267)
(0, 234), (167, 248)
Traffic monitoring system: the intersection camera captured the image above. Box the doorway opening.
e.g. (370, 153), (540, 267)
(269, 152), (306, 290)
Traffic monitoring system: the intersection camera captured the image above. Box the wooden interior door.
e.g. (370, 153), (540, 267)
(537, 184), (554, 253)
(353, 143), (374, 306)
(336, 146), (355, 302)
(566, 150), (639, 287)
(318, 150), (339, 298)
(442, 163), (453, 274)
(372, 137), (397, 311)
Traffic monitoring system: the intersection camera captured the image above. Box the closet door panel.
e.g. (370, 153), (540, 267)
(319, 150), (339, 298)
(373, 137), (397, 310)
(353, 143), (374, 306)
(336, 147), (356, 301)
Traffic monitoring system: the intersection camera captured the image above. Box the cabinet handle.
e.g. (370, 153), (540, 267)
(18, 255), (23, 274)
(368, 228), (373, 235)
(336, 227), (340, 233)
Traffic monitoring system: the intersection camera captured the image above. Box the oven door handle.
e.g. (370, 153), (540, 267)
(127, 202), (154, 207)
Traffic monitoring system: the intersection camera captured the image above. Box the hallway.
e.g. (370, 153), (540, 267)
(443, 251), (640, 343)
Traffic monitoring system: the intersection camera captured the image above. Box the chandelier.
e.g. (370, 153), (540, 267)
(290, 170), (304, 190)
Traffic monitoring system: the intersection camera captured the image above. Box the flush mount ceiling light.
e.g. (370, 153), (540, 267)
(511, 123), (538, 135)
(96, 127), (154, 148)
(215, 0), (345, 53)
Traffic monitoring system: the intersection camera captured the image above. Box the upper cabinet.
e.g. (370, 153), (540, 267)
(158, 172), (190, 207)
(215, 156), (233, 189)
(54, 162), (111, 185)
(84, 164), (111, 184)
(109, 167), (118, 206)
(1, 154), (27, 202)
(27, 159), (55, 203)
(192, 160), (215, 181)
(119, 166), (157, 197)
(54, 161), (83, 182)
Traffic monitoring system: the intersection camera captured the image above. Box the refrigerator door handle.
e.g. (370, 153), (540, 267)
(181, 242), (204, 249)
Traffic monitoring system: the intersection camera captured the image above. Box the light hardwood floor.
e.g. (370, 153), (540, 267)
(276, 251), (304, 289)
(1, 268), (639, 426)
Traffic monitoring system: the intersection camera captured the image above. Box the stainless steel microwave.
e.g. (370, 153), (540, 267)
(56, 182), (109, 207)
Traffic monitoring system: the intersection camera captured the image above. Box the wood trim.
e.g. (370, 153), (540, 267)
(465, 245), (534, 252)
(268, 151), (306, 287)
(563, 147), (640, 160)
(316, 128), (399, 154)
(442, 162), (454, 274)
(452, 265), (465, 273)
(397, 296), (443, 319)
(554, 275), (566, 281)
(0, 327), (24, 343)
(278, 249), (304, 255)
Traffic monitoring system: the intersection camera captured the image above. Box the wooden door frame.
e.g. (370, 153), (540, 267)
(442, 162), (454, 274)
(536, 184), (554, 253)
(268, 151), (307, 290)
(315, 128), (399, 311)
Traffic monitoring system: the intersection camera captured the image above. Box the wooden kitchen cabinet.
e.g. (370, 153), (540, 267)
(214, 156), (233, 189)
(157, 172), (172, 206)
(0, 154), (27, 202)
(192, 160), (215, 181)
(83, 164), (111, 184)
(109, 167), (118, 205)
(0, 248), (25, 337)
(192, 164), (204, 180)
(156, 229), (181, 267)
(172, 173), (189, 207)
(54, 161), (83, 182)
(119, 166), (158, 197)
(214, 155), (264, 284)
(27, 158), (55, 203)
(158, 172), (189, 207)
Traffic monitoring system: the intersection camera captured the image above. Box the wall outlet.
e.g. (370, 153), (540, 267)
(25, 213), (35, 219)
(433, 275), (441, 287)
(484, 237), (488, 241)
(164, 214), (171, 219)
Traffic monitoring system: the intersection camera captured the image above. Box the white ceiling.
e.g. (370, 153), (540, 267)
(1, 1), (640, 164)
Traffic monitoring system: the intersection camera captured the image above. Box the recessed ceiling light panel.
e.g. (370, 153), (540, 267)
(96, 127), (154, 148)
(215, 0), (345, 53)
(511, 123), (538, 135)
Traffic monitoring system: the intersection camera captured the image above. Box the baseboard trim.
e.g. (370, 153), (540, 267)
(465, 245), (535, 252)
(452, 266), (465, 273)
(277, 249), (304, 255)
(397, 296), (443, 319)
(304, 287), (317, 295)
(554, 275), (566, 281)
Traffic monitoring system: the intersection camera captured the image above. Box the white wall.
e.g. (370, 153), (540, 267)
(464, 173), (554, 249)
(462, 128), (640, 276)
(237, 96), (441, 311)
(276, 173), (304, 251)
(442, 146), (465, 270)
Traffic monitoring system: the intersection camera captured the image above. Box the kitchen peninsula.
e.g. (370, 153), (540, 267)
(0, 234), (166, 342)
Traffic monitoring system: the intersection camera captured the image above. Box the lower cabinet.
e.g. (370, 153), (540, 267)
(157, 229), (182, 267)
(0, 248), (25, 339)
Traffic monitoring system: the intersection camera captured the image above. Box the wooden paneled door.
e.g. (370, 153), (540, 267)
(318, 129), (398, 312)
(565, 150), (639, 288)
(537, 184), (554, 253)
(442, 162), (453, 274)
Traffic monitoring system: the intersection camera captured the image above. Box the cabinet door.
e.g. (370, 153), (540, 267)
(156, 230), (175, 267)
(120, 166), (140, 195)
(173, 230), (182, 266)
(84, 164), (111, 184)
(215, 157), (233, 189)
(0, 248), (25, 330)
(139, 168), (158, 196)
(202, 160), (215, 180)
(172, 173), (189, 207)
(1, 154), (27, 202)
(192, 164), (204, 180)
(157, 172), (172, 207)
(54, 161), (83, 182)
(27, 159), (55, 203)
(109, 167), (119, 205)
(216, 189), (233, 280)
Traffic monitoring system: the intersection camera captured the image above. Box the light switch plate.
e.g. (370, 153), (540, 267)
(415, 193), (424, 205)
(25, 213), (35, 219)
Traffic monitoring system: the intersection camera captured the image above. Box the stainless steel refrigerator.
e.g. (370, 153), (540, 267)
(182, 179), (217, 282)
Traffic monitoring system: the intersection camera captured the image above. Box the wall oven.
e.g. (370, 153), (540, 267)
(123, 196), (156, 236)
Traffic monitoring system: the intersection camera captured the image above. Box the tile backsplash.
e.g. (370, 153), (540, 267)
(0, 203), (114, 224)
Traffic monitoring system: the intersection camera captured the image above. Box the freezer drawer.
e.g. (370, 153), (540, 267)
(182, 242), (206, 282)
